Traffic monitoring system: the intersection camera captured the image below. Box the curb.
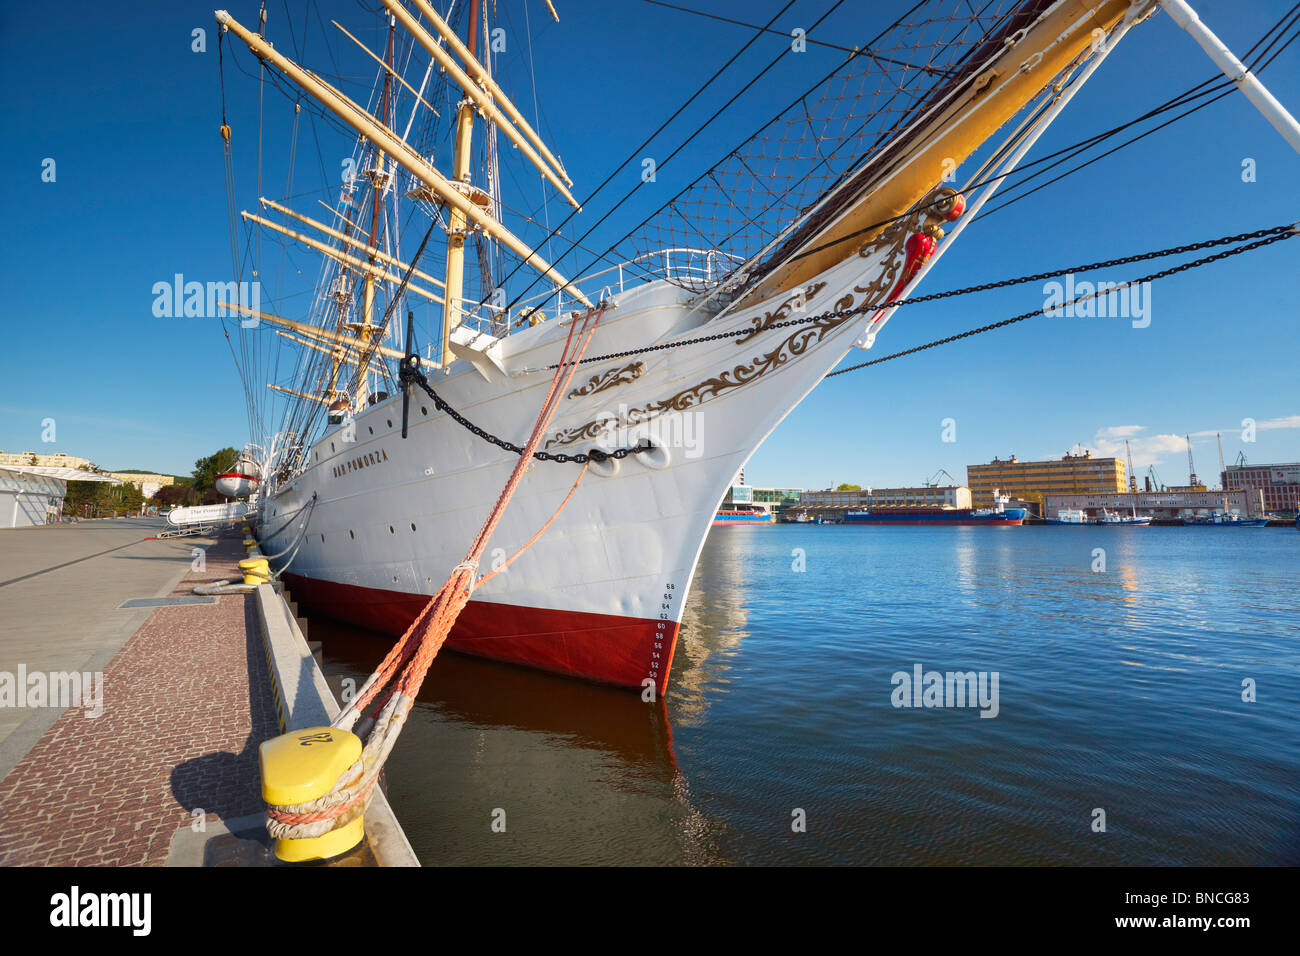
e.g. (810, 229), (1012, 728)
(253, 583), (420, 867)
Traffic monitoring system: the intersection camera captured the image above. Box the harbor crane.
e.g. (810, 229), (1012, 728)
(925, 468), (957, 487)
(1217, 432), (1227, 489)
(1186, 434), (1199, 487)
(1126, 439), (1137, 492)
(1147, 465), (1168, 492)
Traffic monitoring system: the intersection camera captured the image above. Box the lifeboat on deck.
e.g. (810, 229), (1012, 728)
(215, 456), (262, 498)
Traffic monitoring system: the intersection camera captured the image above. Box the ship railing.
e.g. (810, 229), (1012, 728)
(456, 248), (743, 336)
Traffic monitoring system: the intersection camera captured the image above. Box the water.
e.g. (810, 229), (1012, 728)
(313, 525), (1300, 865)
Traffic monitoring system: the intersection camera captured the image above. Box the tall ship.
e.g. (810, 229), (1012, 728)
(212, 0), (1300, 694)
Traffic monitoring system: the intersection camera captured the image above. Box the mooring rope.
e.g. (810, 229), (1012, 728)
(263, 304), (609, 841)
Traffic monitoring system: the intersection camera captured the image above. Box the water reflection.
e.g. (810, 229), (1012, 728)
(310, 614), (725, 865)
(302, 524), (1300, 866)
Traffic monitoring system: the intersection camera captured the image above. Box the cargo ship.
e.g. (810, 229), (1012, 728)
(713, 507), (775, 526)
(846, 493), (1025, 526)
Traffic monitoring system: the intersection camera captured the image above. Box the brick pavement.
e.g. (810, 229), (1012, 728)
(0, 533), (279, 865)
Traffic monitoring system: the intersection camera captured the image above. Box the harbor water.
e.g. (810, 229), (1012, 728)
(315, 525), (1299, 865)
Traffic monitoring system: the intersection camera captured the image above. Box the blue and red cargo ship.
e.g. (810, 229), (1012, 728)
(845, 502), (1026, 526)
(712, 507), (775, 525)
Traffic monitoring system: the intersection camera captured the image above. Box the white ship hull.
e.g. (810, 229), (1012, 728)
(257, 208), (935, 694)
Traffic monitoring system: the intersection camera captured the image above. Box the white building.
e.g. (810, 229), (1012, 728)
(0, 466), (121, 528)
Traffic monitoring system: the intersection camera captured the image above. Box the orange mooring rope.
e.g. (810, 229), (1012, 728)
(356, 304), (603, 715)
(266, 305), (608, 834)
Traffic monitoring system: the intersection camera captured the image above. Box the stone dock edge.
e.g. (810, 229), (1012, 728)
(254, 583), (419, 867)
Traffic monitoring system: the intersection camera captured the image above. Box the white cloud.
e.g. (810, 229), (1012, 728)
(1258, 414), (1300, 431)
(1089, 412), (1298, 473)
(1088, 427), (1188, 470)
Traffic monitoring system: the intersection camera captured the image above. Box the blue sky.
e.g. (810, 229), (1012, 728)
(1, 0), (1296, 486)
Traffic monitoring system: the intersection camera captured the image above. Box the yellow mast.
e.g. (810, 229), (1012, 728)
(382, 0), (578, 205)
(214, 9), (591, 307)
(353, 18), (396, 410)
(733, 0), (1132, 309)
(218, 301), (410, 361)
(257, 198), (444, 290)
(439, 0), (481, 372)
(241, 210), (443, 303)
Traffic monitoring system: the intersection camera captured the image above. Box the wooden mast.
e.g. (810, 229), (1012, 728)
(440, 0), (480, 370)
(215, 10), (592, 308)
(356, 17), (396, 409)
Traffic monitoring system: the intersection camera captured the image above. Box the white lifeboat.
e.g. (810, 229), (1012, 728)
(215, 456), (262, 499)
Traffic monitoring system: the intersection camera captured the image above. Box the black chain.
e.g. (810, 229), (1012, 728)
(411, 374), (651, 464)
(548, 224), (1296, 370)
(827, 228), (1298, 377)
(414, 225), (1295, 464)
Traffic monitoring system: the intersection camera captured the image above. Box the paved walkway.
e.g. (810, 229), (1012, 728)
(0, 517), (217, 771)
(0, 530), (280, 865)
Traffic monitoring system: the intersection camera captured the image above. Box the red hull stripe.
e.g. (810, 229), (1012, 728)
(282, 573), (679, 694)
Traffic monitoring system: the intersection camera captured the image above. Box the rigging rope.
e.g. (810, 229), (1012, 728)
(389, 224), (1297, 468)
(825, 228), (1299, 377)
(536, 224), (1299, 372)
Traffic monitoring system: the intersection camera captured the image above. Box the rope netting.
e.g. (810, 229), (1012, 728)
(627, 0), (1043, 292)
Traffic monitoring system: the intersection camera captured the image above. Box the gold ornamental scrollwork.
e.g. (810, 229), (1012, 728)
(566, 361), (645, 400)
(544, 189), (958, 450)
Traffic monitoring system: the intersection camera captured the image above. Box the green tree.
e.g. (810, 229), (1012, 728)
(192, 447), (240, 498)
(836, 483), (862, 491)
(150, 484), (199, 509)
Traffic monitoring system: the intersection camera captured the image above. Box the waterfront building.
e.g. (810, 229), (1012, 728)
(800, 485), (971, 511)
(722, 483), (802, 515)
(0, 450), (95, 470)
(1222, 461), (1300, 514)
(968, 451), (1125, 506)
(107, 472), (177, 499)
(1045, 488), (1265, 520)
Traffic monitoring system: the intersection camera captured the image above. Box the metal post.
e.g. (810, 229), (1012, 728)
(1162, 0), (1300, 156)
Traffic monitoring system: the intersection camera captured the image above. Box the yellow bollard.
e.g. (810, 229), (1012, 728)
(260, 726), (365, 862)
(238, 557), (270, 586)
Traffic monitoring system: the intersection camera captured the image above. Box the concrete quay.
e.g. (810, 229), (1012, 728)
(0, 519), (415, 866)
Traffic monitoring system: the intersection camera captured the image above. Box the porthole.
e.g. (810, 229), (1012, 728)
(389, 525), (395, 534)
(410, 522), (416, 531)
(421, 406), (428, 415)
(320, 534), (325, 543)
(349, 530), (355, 539)
(330, 442), (335, 452)
(368, 426), (374, 435)
(387, 419), (392, 428)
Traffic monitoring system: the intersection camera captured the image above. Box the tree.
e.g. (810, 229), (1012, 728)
(192, 447), (240, 498)
(150, 484), (199, 509)
(836, 483), (862, 491)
